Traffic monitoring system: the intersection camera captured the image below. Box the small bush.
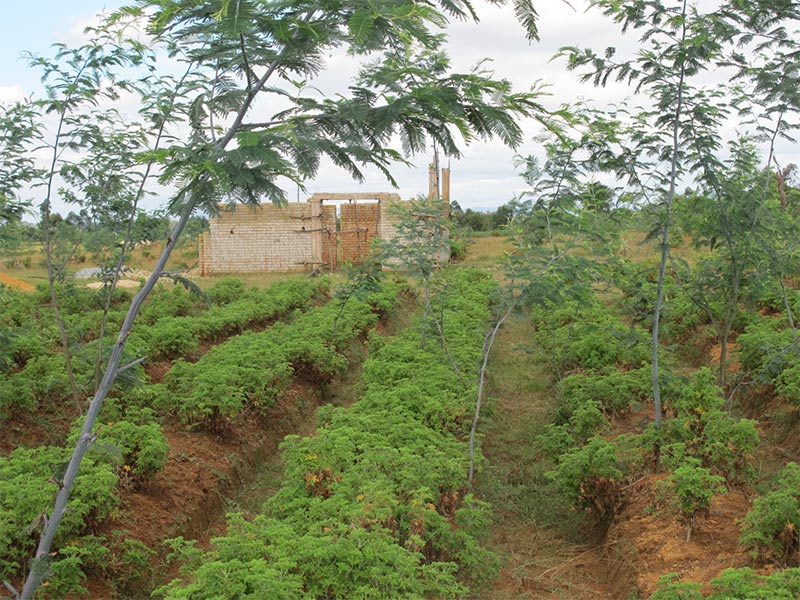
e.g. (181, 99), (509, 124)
(659, 369), (758, 484)
(547, 437), (624, 518)
(95, 417), (168, 487)
(206, 277), (248, 305)
(709, 567), (800, 599)
(139, 284), (199, 325)
(740, 463), (800, 565)
(659, 457), (725, 542)
(140, 317), (201, 361)
(736, 320), (798, 382)
(110, 537), (157, 596)
(650, 573), (703, 600)
(559, 367), (650, 416)
(0, 447), (118, 583)
(651, 567), (800, 599)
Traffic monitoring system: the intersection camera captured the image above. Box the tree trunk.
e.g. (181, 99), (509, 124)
(20, 204), (195, 600)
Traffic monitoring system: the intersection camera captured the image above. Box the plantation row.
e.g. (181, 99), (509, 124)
(526, 271), (800, 597)
(155, 278), (405, 431)
(157, 269), (498, 599)
(0, 277), (328, 422)
(0, 275), (405, 596)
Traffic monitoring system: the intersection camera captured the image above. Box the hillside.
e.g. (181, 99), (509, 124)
(3, 223), (800, 598)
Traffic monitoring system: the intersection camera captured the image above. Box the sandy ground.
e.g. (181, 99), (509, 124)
(0, 271), (36, 291)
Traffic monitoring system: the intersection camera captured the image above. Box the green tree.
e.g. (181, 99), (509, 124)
(0, 101), (41, 250)
(559, 0), (733, 444)
(467, 117), (620, 486)
(557, 0), (800, 439)
(15, 1), (549, 597)
(674, 139), (785, 389)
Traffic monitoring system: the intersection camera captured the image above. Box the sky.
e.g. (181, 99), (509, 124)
(2, 1), (798, 214)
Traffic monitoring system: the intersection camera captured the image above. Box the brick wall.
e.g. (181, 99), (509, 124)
(340, 202), (380, 264)
(199, 194), (433, 274)
(202, 204), (315, 274)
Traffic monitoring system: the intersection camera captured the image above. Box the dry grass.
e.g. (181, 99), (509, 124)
(0, 240), (323, 292)
(472, 314), (615, 600)
(461, 234), (514, 268)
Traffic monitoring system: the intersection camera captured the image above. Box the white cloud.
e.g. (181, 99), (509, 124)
(0, 85), (25, 103)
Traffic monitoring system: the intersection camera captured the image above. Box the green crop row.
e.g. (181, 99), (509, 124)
(532, 290), (758, 534)
(651, 567), (800, 599)
(128, 278), (328, 361)
(530, 299), (651, 375)
(0, 401), (169, 595)
(157, 269), (498, 599)
(157, 279), (405, 431)
(0, 446), (119, 589)
(0, 340), (144, 421)
(0, 278), (325, 422)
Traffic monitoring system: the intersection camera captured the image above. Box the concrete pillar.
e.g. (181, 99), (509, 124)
(428, 161), (439, 200)
(441, 167), (450, 218)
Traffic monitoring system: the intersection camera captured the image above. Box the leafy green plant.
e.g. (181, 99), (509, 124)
(650, 573), (703, 600)
(775, 362), (800, 405)
(109, 537), (157, 596)
(531, 300), (650, 378)
(707, 567), (799, 599)
(43, 536), (110, 599)
(660, 369), (758, 484)
(559, 367), (650, 416)
(138, 284), (200, 326)
(205, 277), (246, 306)
(162, 280), (400, 431)
(139, 317), (201, 361)
(659, 457), (725, 543)
(0, 447), (117, 586)
(651, 567), (800, 599)
(128, 278), (327, 361)
(740, 463), (800, 565)
(736, 319), (798, 382)
(94, 417), (168, 487)
(547, 437), (624, 519)
(158, 270), (499, 598)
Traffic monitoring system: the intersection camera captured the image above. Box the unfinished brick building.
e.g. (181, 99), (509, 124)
(199, 192), (407, 275)
(199, 161), (451, 275)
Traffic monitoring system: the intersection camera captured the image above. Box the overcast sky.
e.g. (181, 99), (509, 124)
(2, 1), (798, 214)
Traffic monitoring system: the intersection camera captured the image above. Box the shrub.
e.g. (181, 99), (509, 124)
(660, 369), (758, 484)
(651, 567), (800, 599)
(0, 447), (118, 584)
(740, 463), (800, 565)
(0, 373), (36, 421)
(559, 367), (650, 417)
(659, 458), (725, 542)
(139, 317), (201, 361)
(139, 284), (199, 325)
(532, 301), (650, 374)
(736, 320), (798, 382)
(775, 362), (800, 404)
(205, 276), (247, 305)
(93, 416), (168, 487)
(110, 537), (157, 596)
(5, 327), (51, 370)
(709, 567), (800, 599)
(547, 437), (624, 518)
(45, 535), (110, 599)
(650, 573), (703, 600)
